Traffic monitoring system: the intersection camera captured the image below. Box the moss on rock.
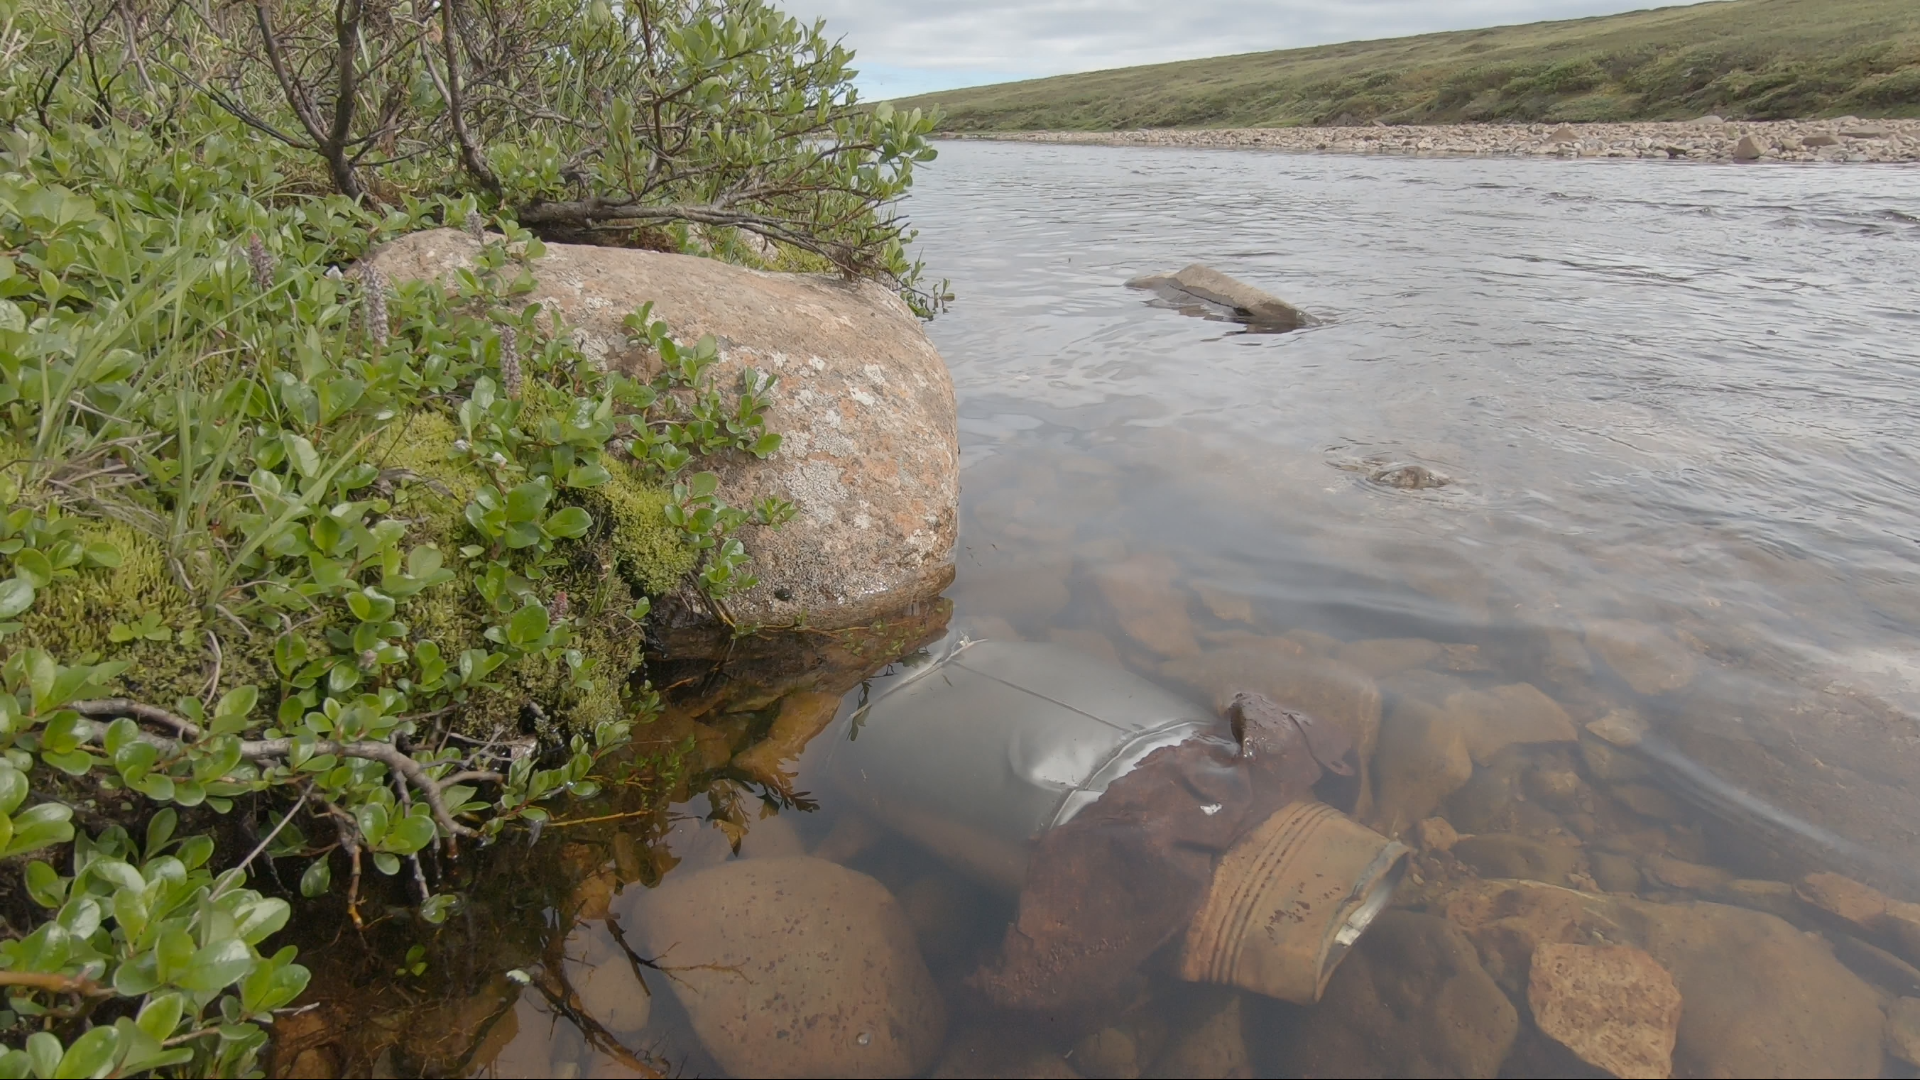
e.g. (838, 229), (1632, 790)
(19, 407), (693, 742)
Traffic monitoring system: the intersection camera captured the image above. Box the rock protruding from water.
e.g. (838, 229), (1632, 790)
(1528, 942), (1682, 1079)
(622, 856), (947, 1078)
(365, 229), (959, 631)
(1126, 264), (1318, 331)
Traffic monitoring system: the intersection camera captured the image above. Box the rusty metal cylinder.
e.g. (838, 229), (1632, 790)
(820, 628), (1407, 1003)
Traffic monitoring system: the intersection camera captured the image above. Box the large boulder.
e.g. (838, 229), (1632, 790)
(366, 229), (959, 630)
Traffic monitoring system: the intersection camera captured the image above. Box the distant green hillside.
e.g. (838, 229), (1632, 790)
(894, 0), (1920, 130)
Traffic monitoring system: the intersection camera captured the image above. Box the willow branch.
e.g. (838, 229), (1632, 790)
(67, 702), (491, 837)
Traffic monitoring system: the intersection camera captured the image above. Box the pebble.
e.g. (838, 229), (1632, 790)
(950, 119), (1920, 164)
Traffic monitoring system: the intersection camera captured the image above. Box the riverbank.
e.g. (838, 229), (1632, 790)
(945, 118), (1920, 163)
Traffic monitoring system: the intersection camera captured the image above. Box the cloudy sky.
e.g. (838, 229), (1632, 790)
(774, 1), (1705, 98)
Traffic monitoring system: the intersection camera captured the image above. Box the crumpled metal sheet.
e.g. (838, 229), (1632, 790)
(972, 692), (1358, 1011)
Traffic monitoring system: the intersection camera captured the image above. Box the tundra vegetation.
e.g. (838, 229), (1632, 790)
(897, 0), (1920, 131)
(0, 0), (936, 1073)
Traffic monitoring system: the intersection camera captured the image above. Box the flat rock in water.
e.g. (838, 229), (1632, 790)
(1126, 263), (1318, 331)
(1583, 620), (1697, 695)
(1093, 553), (1201, 658)
(622, 856), (947, 1078)
(1529, 942), (1681, 1080)
(365, 229), (959, 631)
(1444, 683), (1578, 764)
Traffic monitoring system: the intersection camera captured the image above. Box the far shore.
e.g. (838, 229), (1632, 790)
(943, 118), (1920, 164)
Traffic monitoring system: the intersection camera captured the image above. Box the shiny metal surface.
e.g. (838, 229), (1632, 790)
(824, 629), (1215, 889)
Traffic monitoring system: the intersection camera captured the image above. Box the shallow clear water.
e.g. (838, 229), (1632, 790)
(430, 143), (1920, 1078)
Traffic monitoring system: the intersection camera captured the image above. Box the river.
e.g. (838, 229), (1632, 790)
(310, 141), (1920, 1078)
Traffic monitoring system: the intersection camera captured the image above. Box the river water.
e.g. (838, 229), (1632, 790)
(349, 143), (1920, 1078)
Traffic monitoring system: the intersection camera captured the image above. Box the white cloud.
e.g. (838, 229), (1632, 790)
(774, 0), (1711, 97)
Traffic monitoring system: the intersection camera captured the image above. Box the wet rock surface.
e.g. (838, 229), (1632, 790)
(1125, 263), (1318, 331)
(1528, 942), (1681, 1079)
(623, 856), (947, 1078)
(366, 229), (960, 630)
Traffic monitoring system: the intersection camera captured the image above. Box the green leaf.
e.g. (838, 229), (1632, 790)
(0, 577), (34, 619)
(12, 549), (53, 589)
(86, 858), (144, 893)
(372, 851), (401, 876)
(136, 994), (185, 1043)
(2, 802), (74, 858)
(504, 480), (552, 522)
(543, 506), (592, 539)
(281, 433), (321, 479)
(0, 765), (26, 816)
(506, 603), (549, 647)
(565, 462), (612, 488)
(80, 540), (121, 568)
(25, 1033), (60, 1080)
(233, 898), (290, 945)
(687, 471), (720, 498)
(420, 893), (457, 924)
(382, 812), (435, 855)
(406, 545), (444, 579)
(177, 937), (254, 993)
(146, 807), (178, 854)
(299, 857), (331, 898)
(52, 1024), (117, 1079)
(210, 685), (259, 736)
(354, 802), (389, 845)
(25, 861), (67, 908)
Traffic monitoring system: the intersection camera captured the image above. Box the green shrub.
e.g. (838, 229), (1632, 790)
(0, 0), (908, 1071)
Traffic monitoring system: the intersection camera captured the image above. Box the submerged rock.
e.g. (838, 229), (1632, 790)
(1888, 997), (1920, 1067)
(1446, 879), (1886, 1078)
(1583, 620), (1696, 695)
(623, 856), (947, 1078)
(366, 229), (960, 631)
(1287, 910), (1518, 1078)
(1151, 987), (1253, 1078)
(1371, 698), (1473, 836)
(1453, 833), (1584, 886)
(1093, 553), (1201, 658)
(560, 922), (652, 1038)
(1445, 683), (1578, 764)
(1528, 942), (1681, 1080)
(1124, 264), (1318, 331)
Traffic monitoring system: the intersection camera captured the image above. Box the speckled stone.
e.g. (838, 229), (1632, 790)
(367, 230), (959, 630)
